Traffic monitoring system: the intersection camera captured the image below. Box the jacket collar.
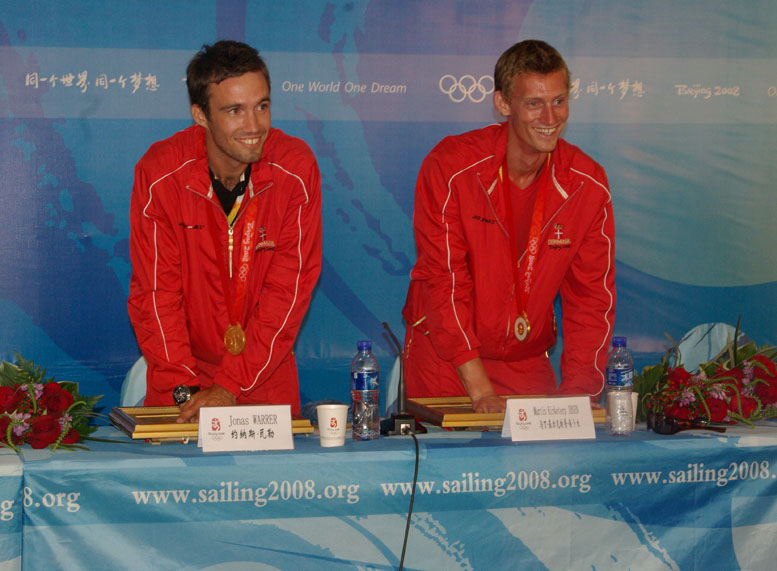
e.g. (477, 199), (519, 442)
(480, 122), (508, 187)
(483, 122), (573, 200)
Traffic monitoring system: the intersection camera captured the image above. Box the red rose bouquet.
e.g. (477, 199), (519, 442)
(635, 324), (777, 433)
(0, 355), (102, 452)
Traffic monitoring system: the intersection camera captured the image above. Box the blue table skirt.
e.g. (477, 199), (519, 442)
(14, 422), (777, 569)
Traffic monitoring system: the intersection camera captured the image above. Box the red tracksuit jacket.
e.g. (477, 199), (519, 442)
(128, 125), (322, 412)
(403, 122), (615, 398)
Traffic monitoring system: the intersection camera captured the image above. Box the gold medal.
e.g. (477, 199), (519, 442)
(224, 323), (246, 355)
(514, 312), (531, 342)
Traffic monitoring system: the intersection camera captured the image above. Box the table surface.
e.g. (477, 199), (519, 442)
(10, 421), (777, 570)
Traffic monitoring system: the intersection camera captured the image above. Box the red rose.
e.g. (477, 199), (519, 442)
(752, 355), (777, 379)
(0, 416), (11, 439)
(0, 416), (25, 445)
(664, 404), (691, 420)
(667, 367), (691, 389)
(729, 394), (759, 419)
(40, 383), (74, 415)
(0, 386), (23, 414)
(714, 366), (743, 387)
(61, 428), (80, 445)
(741, 395), (759, 418)
(703, 397), (729, 423)
(26, 415), (61, 449)
(755, 376), (777, 405)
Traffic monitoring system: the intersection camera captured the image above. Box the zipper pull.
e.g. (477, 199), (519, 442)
(228, 227), (234, 278)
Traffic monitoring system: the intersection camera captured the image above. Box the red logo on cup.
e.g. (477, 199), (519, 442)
(330, 417), (338, 428)
(212, 418), (221, 431)
(518, 409), (527, 422)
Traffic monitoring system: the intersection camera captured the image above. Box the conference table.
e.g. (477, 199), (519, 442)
(3, 420), (777, 570)
(0, 451), (21, 570)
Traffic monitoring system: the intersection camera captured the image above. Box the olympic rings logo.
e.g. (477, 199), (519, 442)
(439, 74), (494, 103)
(238, 265), (249, 282)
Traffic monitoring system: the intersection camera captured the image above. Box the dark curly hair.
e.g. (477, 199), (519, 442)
(186, 40), (270, 116)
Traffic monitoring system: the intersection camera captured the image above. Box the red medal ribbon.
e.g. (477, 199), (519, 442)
(209, 191), (261, 334)
(500, 153), (551, 338)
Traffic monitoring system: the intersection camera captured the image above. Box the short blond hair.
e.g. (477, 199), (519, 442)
(494, 40), (570, 101)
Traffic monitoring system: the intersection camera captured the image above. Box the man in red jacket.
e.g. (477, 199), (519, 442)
(128, 41), (322, 422)
(403, 40), (615, 413)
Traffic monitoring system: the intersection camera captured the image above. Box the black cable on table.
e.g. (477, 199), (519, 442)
(399, 430), (419, 571)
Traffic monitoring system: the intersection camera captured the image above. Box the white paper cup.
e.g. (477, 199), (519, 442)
(317, 404), (348, 447)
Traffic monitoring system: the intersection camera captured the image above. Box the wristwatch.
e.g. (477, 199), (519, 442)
(172, 385), (200, 405)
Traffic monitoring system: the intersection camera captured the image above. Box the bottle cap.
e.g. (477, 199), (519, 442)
(612, 336), (627, 347)
(357, 340), (372, 351)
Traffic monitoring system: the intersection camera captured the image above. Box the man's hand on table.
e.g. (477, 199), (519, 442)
(456, 357), (507, 413)
(471, 394), (506, 414)
(176, 385), (236, 423)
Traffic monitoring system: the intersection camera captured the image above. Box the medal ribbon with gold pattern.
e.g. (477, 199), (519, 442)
(209, 190), (261, 355)
(500, 153), (551, 342)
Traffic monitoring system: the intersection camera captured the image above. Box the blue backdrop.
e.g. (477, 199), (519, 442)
(1, 0), (776, 409)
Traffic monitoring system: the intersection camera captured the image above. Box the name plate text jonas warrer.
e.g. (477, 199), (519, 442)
(199, 405), (294, 452)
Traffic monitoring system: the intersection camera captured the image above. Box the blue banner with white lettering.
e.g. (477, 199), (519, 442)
(1, 1), (776, 408)
(14, 425), (777, 569)
(0, 452), (22, 569)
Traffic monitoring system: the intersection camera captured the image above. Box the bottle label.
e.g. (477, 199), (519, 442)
(606, 391), (634, 435)
(352, 371), (379, 391)
(606, 368), (633, 388)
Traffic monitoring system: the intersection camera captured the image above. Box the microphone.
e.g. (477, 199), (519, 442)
(380, 322), (425, 436)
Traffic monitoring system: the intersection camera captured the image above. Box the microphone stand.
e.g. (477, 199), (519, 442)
(380, 322), (425, 435)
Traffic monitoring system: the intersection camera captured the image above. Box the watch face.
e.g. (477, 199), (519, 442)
(173, 385), (191, 405)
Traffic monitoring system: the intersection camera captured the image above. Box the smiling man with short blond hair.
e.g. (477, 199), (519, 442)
(403, 40), (616, 413)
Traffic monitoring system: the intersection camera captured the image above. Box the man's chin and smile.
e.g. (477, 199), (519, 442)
(515, 123), (565, 157)
(233, 133), (266, 163)
(211, 131), (268, 169)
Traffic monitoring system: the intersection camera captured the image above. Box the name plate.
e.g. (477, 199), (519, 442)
(198, 405), (294, 452)
(501, 396), (595, 441)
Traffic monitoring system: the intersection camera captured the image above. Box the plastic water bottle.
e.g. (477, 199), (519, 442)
(605, 336), (634, 436)
(351, 340), (380, 441)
